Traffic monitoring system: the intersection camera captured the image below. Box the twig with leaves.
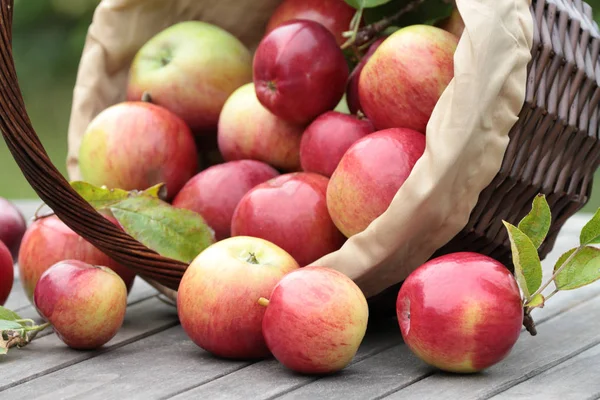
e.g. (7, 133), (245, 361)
(0, 307), (50, 354)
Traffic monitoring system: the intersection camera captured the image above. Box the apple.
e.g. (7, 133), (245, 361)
(127, 21), (253, 132)
(300, 111), (375, 177)
(396, 252), (523, 373)
(78, 101), (198, 200)
(346, 37), (386, 115)
(232, 172), (346, 267)
(177, 236), (300, 359)
(359, 25), (458, 132)
(33, 260), (128, 350)
(260, 266), (369, 374)
(327, 127), (426, 238)
(0, 241), (13, 306)
(265, 0), (358, 46)
(172, 160), (280, 241)
(253, 20), (350, 125)
(0, 197), (27, 259)
(217, 83), (304, 171)
(18, 214), (136, 303)
(435, 7), (465, 38)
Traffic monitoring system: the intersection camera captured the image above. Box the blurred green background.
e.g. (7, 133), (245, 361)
(2, 0), (600, 213)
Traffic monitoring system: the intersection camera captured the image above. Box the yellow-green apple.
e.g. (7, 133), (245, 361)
(172, 160), (280, 241)
(359, 25), (458, 132)
(300, 111), (375, 177)
(177, 236), (300, 359)
(78, 101), (198, 200)
(0, 241), (13, 305)
(265, 0), (358, 46)
(217, 83), (304, 171)
(0, 197), (27, 259)
(253, 20), (349, 125)
(327, 127), (426, 237)
(33, 260), (128, 350)
(396, 252), (523, 373)
(231, 172), (346, 266)
(346, 37), (386, 115)
(259, 266), (369, 374)
(435, 7), (465, 38)
(127, 21), (253, 132)
(18, 215), (136, 303)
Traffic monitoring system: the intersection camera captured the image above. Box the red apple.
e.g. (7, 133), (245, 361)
(396, 252), (523, 373)
(172, 160), (280, 241)
(265, 0), (357, 46)
(359, 25), (458, 132)
(300, 111), (375, 177)
(0, 241), (13, 306)
(253, 20), (350, 125)
(177, 236), (300, 359)
(18, 215), (136, 302)
(232, 172), (346, 267)
(260, 266), (369, 374)
(33, 260), (128, 350)
(0, 197), (27, 259)
(327, 127), (426, 238)
(78, 101), (198, 200)
(218, 83), (304, 171)
(127, 21), (253, 132)
(435, 7), (465, 38)
(346, 37), (386, 115)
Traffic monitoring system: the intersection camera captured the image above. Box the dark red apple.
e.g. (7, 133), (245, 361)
(300, 111), (375, 177)
(346, 37), (386, 115)
(327, 127), (426, 237)
(0, 240), (13, 305)
(0, 197), (27, 259)
(253, 20), (349, 125)
(172, 160), (280, 241)
(397, 252), (523, 373)
(231, 172), (346, 267)
(265, 0), (358, 46)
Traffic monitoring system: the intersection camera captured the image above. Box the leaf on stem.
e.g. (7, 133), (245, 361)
(0, 320), (24, 331)
(526, 293), (545, 309)
(345, 0), (394, 9)
(579, 208), (600, 246)
(518, 194), (551, 249)
(554, 246), (600, 290)
(70, 181), (165, 210)
(0, 306), (22, 321)
(503, 221), (543, 300)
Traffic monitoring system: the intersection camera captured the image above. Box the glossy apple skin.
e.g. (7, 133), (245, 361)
(33, 260), (128, 350)
(78, 101), (198, 200)
(0, 197), (27, 259)
(253, 20), (350, 125)
(435, 7), (465, 38)
(172, 160), (280, 241)
(359, 25), (458, 132)
(327, 128), (426, 237)
(218, 83), (304, 171)
(0, 241), (14, 306)
(261, 266), (369, 374)
(177, 236), (300, 359)
(18, 215), (136, 303)
(300, 111), (375, 177)
(232, 172), (346, 266)
(265, 0), (357, 46)
(346, 37), (386, 115)
(397, 252), (523, 373)
(127, 21), (253, 132)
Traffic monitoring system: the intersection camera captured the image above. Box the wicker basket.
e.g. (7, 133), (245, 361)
(1, 0), (599, 310)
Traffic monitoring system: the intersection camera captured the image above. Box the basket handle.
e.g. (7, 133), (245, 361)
(0, 0), (186, 290)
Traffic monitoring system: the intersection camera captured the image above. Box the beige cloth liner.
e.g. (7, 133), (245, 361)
(66, 0), (534, 298)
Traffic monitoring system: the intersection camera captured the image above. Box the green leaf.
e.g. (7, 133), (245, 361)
(70, 181), (166, 210)
(0, 320), (24, 331)
(363, 0), (452, 25)
(345, 0), (394, 9)
(503, 221), (544, 299)
(580, 208), (600, 245)
(518, 194), (551, 249)
(0, 306), (22, 321)
(109, 196), (216, 264)
(554, 246), (600, 290)
(526, 293), (545, 308)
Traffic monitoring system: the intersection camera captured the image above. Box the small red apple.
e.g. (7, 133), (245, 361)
(232, 172), (346, 267)
(172, 160), (280, 241)
(0, 241), (14, 306)
(177, 236), (300, 359)
(260, 266), (369, 374)
(265, 0), (358, 46)
(33, 260), (128, 350)
(0, 197), (27, 259)
(327, 127), (426, 237)
(253, 20), (349, 125)
(359, 25), (458, 132)
(78, 101), (198, 200)
(300, 111), (375, 177)
(346, 37), (386, 115)
(18, 215), (136, 302)
(397, 252), (524, 373)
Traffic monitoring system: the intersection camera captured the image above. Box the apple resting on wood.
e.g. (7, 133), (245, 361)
(0, 197), (27, 259)
(0, 240), (13, 306)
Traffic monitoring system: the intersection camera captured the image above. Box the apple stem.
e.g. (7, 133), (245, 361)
(257, 297), (270, 307)
(522, 309), (537, 336)
(141, 91), (153, 103)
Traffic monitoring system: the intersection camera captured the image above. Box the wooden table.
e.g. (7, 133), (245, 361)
(1, 200), (600, 400)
